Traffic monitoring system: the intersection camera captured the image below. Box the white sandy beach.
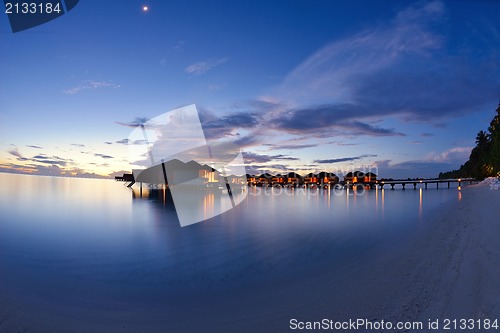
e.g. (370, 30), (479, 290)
(1, 182), (499, 333)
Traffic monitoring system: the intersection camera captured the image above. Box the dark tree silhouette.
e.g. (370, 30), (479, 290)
(476, 130), (489, 147)
(440, 100), (500, 180)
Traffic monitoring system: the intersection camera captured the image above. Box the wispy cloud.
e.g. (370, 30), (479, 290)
(373, 146), (473, 178)
(30, 154), (69, 166)
(263, 104), (406, 137)
(95, 153), (114, 159)
(9, 148), (23, 158)
(2, 146), (121, 178)
(115, 139), (129, 144)
(242, 151), (299, 164)
(26, 145), (43, 149)
(328, 141), (359, 146)
(185, 57), (228, 75)
(275, 1), (444, 105)
(7, 149), (72, 166)
(200, 109), (260, 140)
(173, 40), (185, 52)
(0, 162), (107, 179)
(426, 146), (472, 164)
(267, 0), (498, 123)
(217, 0), (498, 156)
(8, 148), (28, 161)
(314, 154), (377, 164)
(270, 143), (318, 150)
(64, 80), (120, 95)
(274, 155), (300, 161)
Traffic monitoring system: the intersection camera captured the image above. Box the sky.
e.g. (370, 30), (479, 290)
(1, 0), (499, 179)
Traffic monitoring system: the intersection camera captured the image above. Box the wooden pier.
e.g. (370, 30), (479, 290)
(115, 173), (135, 187)
(376, 178), (475, 190)
(116, 171), (475, 192)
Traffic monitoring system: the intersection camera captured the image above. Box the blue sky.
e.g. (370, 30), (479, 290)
(1, 0), (499, 179)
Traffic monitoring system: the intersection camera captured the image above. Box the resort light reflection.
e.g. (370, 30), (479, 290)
(346, 187), (349, 208)
(163, 185), (166, 205)
(419, 188), (423, 219)
(381, 188), (385, 217)
(203, 192), (215, 221)
(327, 187), (331, 209)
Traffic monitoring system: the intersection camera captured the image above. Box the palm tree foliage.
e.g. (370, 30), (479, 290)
(440, 101), (500, 180)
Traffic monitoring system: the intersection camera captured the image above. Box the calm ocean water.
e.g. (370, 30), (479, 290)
(0, 173), (463, 332)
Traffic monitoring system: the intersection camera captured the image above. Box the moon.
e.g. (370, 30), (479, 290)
(142, 5), (149, 12)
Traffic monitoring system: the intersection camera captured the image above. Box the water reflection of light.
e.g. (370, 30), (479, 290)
(353, 187), (357, 208)
(419, 188), (423, 219)
(458, 189), (462, 201)
(381, 189), (385, 217)
(132, 186), (150, 199)
(163, 186), (166, 205)
(203, 192), (214, 221)
(346, 187), (349, 208)
(327, 187), (330, 209)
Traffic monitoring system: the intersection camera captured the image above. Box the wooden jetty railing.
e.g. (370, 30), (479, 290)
(375, 178), (475, 190)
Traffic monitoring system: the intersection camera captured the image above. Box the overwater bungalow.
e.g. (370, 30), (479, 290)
(304, 173), (319, 185)
(226, 174), (246, 185)
(258, 173), (273, 186)
(318, 171), (340, 185)
(344, 171), (377, 184)
(365, 172), (377, 183)
(200, 164), (218, 184)
(246, 174), (257, 185)
(286, 172), (303, 186)
(272, 174), (286, 185)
